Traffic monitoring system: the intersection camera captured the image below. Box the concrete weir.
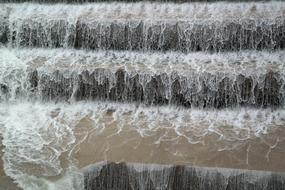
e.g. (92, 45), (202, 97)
(0, 1), (284, 190)
(1, 49), (284, 108)
(0, 2), (285, 51)
(83, 162), (285, 190)
(30, 68), (284, 108)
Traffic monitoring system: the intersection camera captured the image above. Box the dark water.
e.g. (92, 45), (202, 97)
(84, 162), (285, 190)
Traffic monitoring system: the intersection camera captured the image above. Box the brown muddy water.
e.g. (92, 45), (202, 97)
(0, 102), (284, 190)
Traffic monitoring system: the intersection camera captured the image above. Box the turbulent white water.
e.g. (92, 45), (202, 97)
(0, 101), (285, 189)
(6, 48), (285, 75)
(0, 1), (284, 190)
(0, 48), (28, 102)
(0, 39), (284, 190)
(0, 102), (84, 190)
(0, 47), (285, 106)
(2, 2), (284, 21)
(1, 2), (284, 51)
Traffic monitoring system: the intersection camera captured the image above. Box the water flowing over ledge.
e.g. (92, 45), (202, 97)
(0, 2), (285, 51)
(0, 48), (284, 108)
(83, 162), (285, 190)
(0, 101), (285, 189)
(0, 0), (284, 189)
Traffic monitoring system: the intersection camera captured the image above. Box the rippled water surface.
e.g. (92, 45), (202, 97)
(0, 102), (285, 189)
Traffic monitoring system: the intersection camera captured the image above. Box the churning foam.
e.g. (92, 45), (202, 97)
(0, 47), (284, 109)
(0, 1), (284, 190)
(0, 2), (284, 51)
(0, 101), (285, 189)
(1, 2), (284, 21)
(8, 48), (285, 76)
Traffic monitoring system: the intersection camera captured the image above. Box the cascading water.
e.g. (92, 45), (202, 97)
(0, 1), (285, 190)
(1, 2), (285, 51)
(1, 48), (285, 107)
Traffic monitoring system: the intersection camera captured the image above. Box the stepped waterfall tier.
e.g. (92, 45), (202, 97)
(0, 48), (285, 108)
(1, 2), (285, 51)
(0, 1), (285, 190)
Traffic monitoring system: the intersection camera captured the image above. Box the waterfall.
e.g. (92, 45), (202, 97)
(0, 1), (284, 190)
(83, 162), (285, 190)
(0, 48), (285, 108)
(0, 2), (285, 51)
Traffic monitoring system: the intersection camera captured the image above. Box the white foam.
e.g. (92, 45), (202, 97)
(0, 48), (28, 101)
(0, 47), (284, 104)
(1, 2), (284, 22)
(0, 101), (284, 189)
(2, 47), (285, 77)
